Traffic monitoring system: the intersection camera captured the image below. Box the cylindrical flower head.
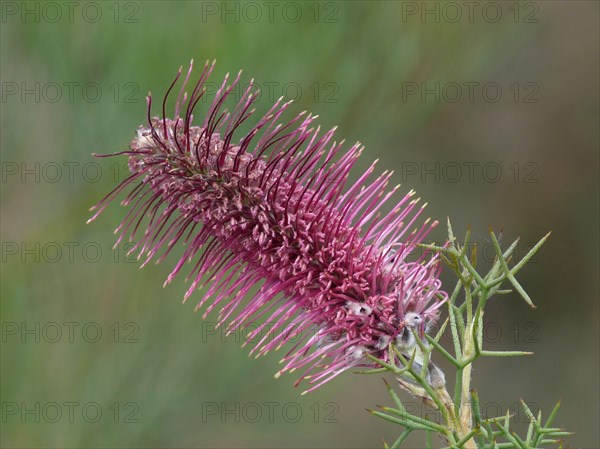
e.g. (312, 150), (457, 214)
(89, 61), (447, 393)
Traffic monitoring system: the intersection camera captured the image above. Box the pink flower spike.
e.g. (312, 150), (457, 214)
(90, 61), (447, 392)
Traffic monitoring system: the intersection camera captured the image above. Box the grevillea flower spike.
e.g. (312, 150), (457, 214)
(89, 60), (447, 393)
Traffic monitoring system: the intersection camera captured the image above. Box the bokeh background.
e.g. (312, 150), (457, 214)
(1, 1), (598, 448)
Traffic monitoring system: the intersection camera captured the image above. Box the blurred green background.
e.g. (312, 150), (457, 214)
(1, 1), (598, 448)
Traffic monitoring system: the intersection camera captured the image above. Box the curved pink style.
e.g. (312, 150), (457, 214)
(89, 61), (447, 393)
